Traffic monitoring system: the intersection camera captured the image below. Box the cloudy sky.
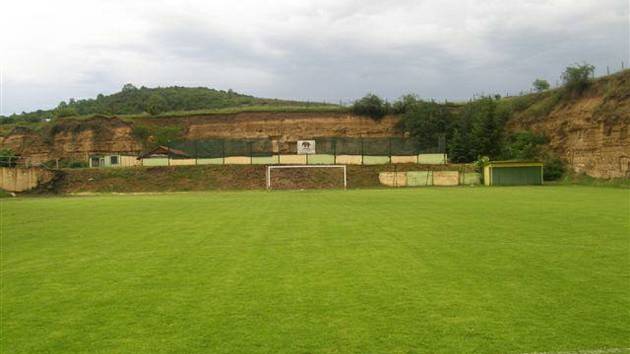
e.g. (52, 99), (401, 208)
(1, 0), (628, 114)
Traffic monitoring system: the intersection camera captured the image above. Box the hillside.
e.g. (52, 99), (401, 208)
(1, 71), (628, 179)
(505, 70), (629, 178)
(0, 84), (340, 123)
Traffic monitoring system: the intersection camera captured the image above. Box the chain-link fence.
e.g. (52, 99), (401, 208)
(168, 139), (274, 158)
(167, 137), (444, 159)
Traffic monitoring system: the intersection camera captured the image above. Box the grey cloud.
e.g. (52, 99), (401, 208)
(2, 0), (628, 114)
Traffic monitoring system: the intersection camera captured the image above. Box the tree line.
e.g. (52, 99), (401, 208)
(351, 63), (596, 179)
(0, 84), (305, 123)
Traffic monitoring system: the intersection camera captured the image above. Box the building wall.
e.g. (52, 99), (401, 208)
(137, 153), (450, 166)
(0, 167), (55, 192)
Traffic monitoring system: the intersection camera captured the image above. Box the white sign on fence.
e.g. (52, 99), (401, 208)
(297, 140), (316, 154)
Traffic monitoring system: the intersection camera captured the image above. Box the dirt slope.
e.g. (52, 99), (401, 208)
(1, 113), (398, 163)
(506, 70), (629, 178)
(2, 72), (629, 178)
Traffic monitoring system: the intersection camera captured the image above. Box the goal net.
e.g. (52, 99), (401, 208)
(266, 165), (347, 190)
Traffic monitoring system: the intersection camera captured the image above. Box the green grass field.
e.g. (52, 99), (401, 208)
(2, 186), (629, 353)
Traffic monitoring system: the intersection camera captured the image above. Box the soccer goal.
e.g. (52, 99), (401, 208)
(266, 165), (347, 190)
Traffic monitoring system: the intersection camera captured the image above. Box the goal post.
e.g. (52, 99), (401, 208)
(266, 165), (347, 190)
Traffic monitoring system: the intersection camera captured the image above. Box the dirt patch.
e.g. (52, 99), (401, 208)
(48, 164), (475, 194)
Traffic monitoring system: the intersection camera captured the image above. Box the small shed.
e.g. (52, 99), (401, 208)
(137, 146), (190, 166)
(483, 161), (543, 186)
(89, 154), (139, 168)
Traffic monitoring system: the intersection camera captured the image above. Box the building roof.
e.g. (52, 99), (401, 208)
(138, 145), (189, 159)
(487, 160), (543, 167)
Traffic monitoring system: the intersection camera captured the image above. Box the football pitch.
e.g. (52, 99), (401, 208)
(2, 186), (629, 353)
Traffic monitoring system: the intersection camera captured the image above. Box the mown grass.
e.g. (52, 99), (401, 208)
(2, 186), (629, 353)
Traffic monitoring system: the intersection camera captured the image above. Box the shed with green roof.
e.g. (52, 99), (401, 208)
(483, 161), (544, 186)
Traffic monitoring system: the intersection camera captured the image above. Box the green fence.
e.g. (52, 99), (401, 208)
(165, 137), (445, 160)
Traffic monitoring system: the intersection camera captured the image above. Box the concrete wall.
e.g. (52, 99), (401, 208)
(224, 156), (252, 164)
(461, 172), (481, 185)
(197, 158), (224, 165)
(252, 156), (278, 164)
(433, 171), (459, 186)
(120, 155), (141, 167)
(407, 171), (433, 186)
(379, 170), (481, 188)
(378, 172), (407, 187)
(137, 153), (450, 166)
(307, 154), (335, 164)
(142, 158), (169, 166)
(278, 155), (307, 164)
(169, 159), (196, 166)
(0, 167), (55, 192)
(363, 156), (390, 165)
(418, 154), (447, 164)
(335, 155), (363, 165)
(391, 155), (417, 164)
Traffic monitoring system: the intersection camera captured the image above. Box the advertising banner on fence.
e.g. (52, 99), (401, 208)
(297, 140), (316, 154)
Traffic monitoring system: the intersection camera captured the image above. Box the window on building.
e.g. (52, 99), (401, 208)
(110, 156), (119, 165)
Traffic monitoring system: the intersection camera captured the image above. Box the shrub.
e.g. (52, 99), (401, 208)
(352, 94), (389, 120)
(1, 117), (16, 124)
(54, 102), (79, 118)
(543, 156), (565, 181)
(501, 132), (547, 160)
(68, 161), (88, 169)
(511, 94), (537, 112)
(533, 79), (550, 92)
(132, 125), (151, 142)
(562, 63), (595, 95)
(0, 148), (18, 167)
(145, 94), (168, 115)
(391, 94), (421, 114)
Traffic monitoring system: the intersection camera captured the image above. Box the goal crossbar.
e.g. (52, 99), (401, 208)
(266, 165), (347, 190)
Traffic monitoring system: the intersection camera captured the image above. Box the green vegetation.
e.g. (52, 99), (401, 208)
(132, 125), (184, 147)
(0, 84), (341, 123)
(562, 63), (595, 95)
(533, 78), (550, 92)
(0, 148), (18, 167)
(2, 187), (629, 353)
(351, 93), (390, 119)
(396, 99), (451, 151)
(557, 173), (630, 188)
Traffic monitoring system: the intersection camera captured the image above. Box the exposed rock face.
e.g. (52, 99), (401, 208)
(0, 117), (142, 163)
(183, 113), (399, 140)
(2, 73), (628, 178)
(507, 73), (630, 179)
(1, 113), (399, 162)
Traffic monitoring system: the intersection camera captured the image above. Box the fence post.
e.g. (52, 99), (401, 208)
(333, 138), (337, 165)
(222, 139), (226, 165)
(249, 141), (253, 165)
(194, 140), (198, 165)
(361, 137), (364, 165)
(388, 137), (392, 164)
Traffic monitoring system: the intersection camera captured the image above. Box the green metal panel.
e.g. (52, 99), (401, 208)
(362, 156), (390, 165)
(196, 158), (224, 165)
(308, 154), (335, 164)
(462, 172), (481, 185)
(491, 166), (542, 185)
